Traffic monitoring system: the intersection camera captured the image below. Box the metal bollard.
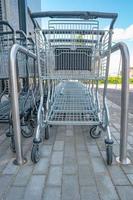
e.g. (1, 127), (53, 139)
(110, 42), (131, 164)
(9, 44), (36, 165)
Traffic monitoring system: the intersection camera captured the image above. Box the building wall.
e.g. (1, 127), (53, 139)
(2, 0), (20, 30)
(27, 9), (35, 36)
(1, 0), (35, 34)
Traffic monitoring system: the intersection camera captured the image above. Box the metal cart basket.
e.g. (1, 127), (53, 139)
(31, 11), (118, 165)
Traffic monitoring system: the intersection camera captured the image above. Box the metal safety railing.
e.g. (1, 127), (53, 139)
(103, 42), (131, 164)
(9, 41), (130, 165)
(9, 43), (37, 165)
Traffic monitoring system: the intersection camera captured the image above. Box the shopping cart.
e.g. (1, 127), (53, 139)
(31, 11), (118, 165)
(0, 21), (38, 152)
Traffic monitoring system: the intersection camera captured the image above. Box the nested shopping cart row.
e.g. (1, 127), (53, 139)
(30, 12), (118, 165)
(0, 20), (39, 152)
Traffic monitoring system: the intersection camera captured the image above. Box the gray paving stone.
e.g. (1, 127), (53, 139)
(80, 186), (100, 200)
(78, 165), (96, 186)
(3, 160), (19, 175)
(108, 165), (130, 185)
(13, 165), (33, 186)
(43, 187), (61, 200)
(113, 123), (120, 130)
(51, 151), (63, 165)
(66, 126), (73, 136)
(58, 126), (66, 132)
(96, 174), (119, 200)
(66, 130), (73, 136)
(75, 136), (86, 151)
(56, 127), (66, 140)
(91, 157), (107, 173)
(33, 158), (49, 174)
(53, 141), (64, 151)
(76, 144), (86, 151)
(5, 186), (25, 200)
(128, 136), (133, 145)
(77, 151), (90, 165)
(87, 144), (101, 157)
(65, 136), (74, 145)
(63, 164), (78, 175)
(40, 145), (52, 157)
(62, 175), (80, 200)
(43, 132), (55, 145)
(0, 134), (6, 144)
(0, 175), (13, 197)
(64, 141), (76, 158)
(47, 166), (62, 186)
(112, 131), (120, 140)
(24, 175), (46, 200)
(116, 186), (133, 200)
(121, 164), (133, 174)
(96, 141), (106, 151)
(127, 174), (133, 184)
(0, 152), (12, 173)
(110, 126), (117, 132)
(64, 156), (77, 166)
(0, 140), (10, 158)
(112, 144), (119, 156)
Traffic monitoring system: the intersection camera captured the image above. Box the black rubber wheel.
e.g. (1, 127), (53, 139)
(21, 122), (34, 138)
(29, 118), (36, 129)
(90, 126), (101, 139)
(106, 144), (113, 165)
(45, 126), (49, 140)
(31, 144), (40, 163)
(10, 137), (16, 153)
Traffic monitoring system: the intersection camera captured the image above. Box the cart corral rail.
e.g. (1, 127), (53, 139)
(3, 11), (130, 166)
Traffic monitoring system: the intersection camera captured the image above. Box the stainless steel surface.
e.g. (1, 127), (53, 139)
(35, 19), (113, 131)
(31, 11), (118, 29)
(31, 11), (118, 20)
(33, 15), (120, 166)
(9, 43), (36, 165)
(48, 81), (99, 125)
(109, 42), (131, 164)
(34, 29), (45, 141)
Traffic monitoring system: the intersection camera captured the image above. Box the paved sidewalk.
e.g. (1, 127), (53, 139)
(0, 100), (133, 200)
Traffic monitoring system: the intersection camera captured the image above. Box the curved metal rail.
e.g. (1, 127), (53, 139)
(9, 41), (130, 165)
(103, 42), (131, 164)
(9, 44), (36, 165)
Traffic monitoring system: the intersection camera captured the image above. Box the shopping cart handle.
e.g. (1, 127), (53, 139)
(31, 11), (118, 29)
(0, 20), (14, 33)
(31, 11), (118, 20)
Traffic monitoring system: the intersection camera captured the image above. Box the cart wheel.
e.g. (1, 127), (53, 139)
(90, 126), (101, 139)
(106, 144), (113, 165)
(31, 144), (40, 163)
(45, 126), (49, 140)
(10, 137), (16, 153)
(21, 123), (34, 138)
(29, 118), (36, 129)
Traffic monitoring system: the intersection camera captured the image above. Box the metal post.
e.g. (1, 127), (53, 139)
(110, 42), (131, 164)
(9, 44), (36, 165)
